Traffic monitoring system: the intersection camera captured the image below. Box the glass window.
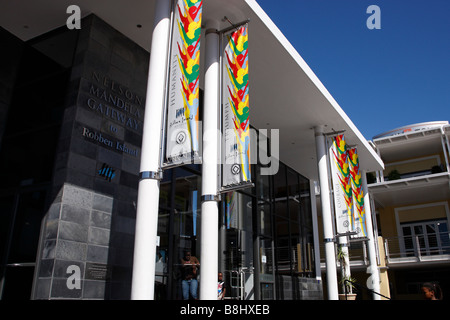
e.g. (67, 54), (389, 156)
(8, 190), (47, 263)
(258, 203), (271, 237)
(273, 164), (286, 200)
(155, 208), (170, 300)
(256, 165), (270, 201)
(171, 167), (201, 300)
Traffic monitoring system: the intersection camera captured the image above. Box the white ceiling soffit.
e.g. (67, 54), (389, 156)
(0, 0), (384, 179)
(369, 173), (450, 208)
(372, 128), (445, 163)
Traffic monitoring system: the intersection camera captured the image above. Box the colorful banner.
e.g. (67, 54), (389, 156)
(165, 0), (202, 165)
(348, 148), (368, 238)
(225, 192), (238, 229)
(222, 25), (251, 188)
(329, 134), (355, 235)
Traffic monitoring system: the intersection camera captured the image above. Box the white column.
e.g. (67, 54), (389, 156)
(131, 0), (171, 300)
(309, 180), (322, 283)
(314, 125), (339, 300)
(361, 170), (381, 300)
(200, 25), (220, 300)
(337, 236), (351, 292)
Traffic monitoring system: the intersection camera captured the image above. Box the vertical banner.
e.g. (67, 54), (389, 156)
(165, 0), (203, 165)
(222, 25), (251, 189)
(225, 192), (238, 229)
(329, 134), (354, 235)
(348, 148), (368, 238)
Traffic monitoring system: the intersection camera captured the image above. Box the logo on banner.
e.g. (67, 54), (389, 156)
(176, 131), (187, 145)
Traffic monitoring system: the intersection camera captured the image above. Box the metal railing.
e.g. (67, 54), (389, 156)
(319, 241), (369, 266)
(223, 267), (254, 300)
(384, 231), (450, 262)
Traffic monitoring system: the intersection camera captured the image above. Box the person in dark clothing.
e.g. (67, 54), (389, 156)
(180, 250), (200, 300)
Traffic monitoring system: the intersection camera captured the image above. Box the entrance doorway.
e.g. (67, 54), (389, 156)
(0, 186), (49, 299)
(156, 166), (202, 300)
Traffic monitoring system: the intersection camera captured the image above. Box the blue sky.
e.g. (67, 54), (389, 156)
(256, 0), (450, 140)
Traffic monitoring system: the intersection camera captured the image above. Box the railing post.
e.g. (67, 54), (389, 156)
(415, 235), (422, 260)
(384, 239), (390, 262)
(363, 241), (368, 265)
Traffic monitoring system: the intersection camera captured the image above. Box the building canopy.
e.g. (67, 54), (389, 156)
(1, 0), (384, 179)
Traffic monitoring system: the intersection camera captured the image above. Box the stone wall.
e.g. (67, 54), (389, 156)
(33, 15), (149, 300)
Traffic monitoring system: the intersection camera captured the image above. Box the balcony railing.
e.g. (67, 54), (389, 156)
(384, 232), (450, 264)
(319, 241), (370, 269)
(319, 232), (450, 269)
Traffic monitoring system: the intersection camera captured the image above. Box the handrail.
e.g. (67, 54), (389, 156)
(384, 231), (450, 260)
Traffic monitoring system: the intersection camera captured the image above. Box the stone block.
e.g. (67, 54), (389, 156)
(92, 193), (114, 213)
(55, 240), (87, 261)
(53, 259), (85, 278)
(51, 278), (82, 299)
(88, 227), (110, 246)
(86, 245), (109, 264)
(91, 210), (112, 229)
(61, 203), (90, 225)
(59, 221), (89, 242)
(62, 184), (93, 209)
(83, 280), (106, 299)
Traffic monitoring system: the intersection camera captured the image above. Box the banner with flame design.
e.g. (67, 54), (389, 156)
(165, 0), (202, 165)
(348, 148), (367, 238)
(329, 134), (355, 235)
(222, 25), (251, 189)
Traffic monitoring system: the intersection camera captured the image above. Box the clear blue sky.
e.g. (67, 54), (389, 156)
(256, 0), (450, 140)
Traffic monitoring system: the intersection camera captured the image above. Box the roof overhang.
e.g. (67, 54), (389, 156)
(368, 172), (450, 208)
(0, 0), (384, 180)
(372, 126), (446, 163)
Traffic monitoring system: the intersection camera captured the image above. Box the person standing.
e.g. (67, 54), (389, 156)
(218, 272), (226, 300)
(180, 250), (200, 300)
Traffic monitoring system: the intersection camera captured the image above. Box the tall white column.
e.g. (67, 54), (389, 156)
(131, 0), (171, 300)
(200, 25), (220, 300)
(314, 125), (339, 300)
(337, 236), (351, 292)
(361, 170), (381, 300)
(309, 180), (322, 283)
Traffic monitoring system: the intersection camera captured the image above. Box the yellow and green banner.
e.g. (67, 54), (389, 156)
(329, 134), (355, 235)
(348, 148), (367, 238)
(222, 25), (251, 189)
(165, 0), (202, 165)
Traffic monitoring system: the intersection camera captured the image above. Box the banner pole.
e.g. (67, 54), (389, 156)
(200, 23), (221, 300)
(362, 170), (381, 300)
(131, 0), (171, 300)
(159, 0), (176, 170)
(315, 125), (339, 300)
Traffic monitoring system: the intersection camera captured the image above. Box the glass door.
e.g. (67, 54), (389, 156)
(221, 191), (255, 300)
(0, 187), (48, 300)
(401, 220), (449, 256)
